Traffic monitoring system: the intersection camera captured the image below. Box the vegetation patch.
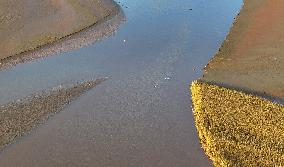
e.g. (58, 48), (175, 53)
(190, 80), (284, 166)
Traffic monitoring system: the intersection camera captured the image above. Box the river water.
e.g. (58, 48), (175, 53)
(0, 0), (242, 166)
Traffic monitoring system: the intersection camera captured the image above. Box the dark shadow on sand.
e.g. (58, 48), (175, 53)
(199, 79), (284, 106)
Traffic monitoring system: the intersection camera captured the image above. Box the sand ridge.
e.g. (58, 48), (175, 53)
(0, 79), (106, 150)
(0, 0), (119, 61)
(0, 7), (125, 70)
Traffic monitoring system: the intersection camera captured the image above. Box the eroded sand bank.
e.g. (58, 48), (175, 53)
(191, 0), (284, 166)
(0, 0), (119, 63)
(0, 7), (125, 70)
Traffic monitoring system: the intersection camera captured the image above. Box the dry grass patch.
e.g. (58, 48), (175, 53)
(191, 80), (284, 166)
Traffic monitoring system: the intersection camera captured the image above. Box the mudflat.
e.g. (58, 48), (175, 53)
(0, 0), (118, 61)
(0, 79), (105, 150)
(203, 0), (284, 99)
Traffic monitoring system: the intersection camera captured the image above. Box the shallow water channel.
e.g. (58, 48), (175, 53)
(0, 0), (242, 166)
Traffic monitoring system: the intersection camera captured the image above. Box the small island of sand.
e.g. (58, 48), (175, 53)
(0, 0), (121, 150)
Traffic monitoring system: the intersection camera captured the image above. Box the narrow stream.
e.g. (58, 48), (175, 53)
(0, 0), (242, 166)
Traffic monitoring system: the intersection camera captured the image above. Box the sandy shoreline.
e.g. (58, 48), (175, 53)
(191, 0), (284, 165)
(0, 0), (121, 69)
(0, 0), (121, 153)
(202, 0), (284, 99)
(0, 5), (125, 70)
(0, 79), (106, 150)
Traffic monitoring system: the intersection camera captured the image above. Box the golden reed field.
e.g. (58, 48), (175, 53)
(191, 81), (284, 166)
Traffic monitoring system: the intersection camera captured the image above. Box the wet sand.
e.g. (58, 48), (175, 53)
(203, 0), (284, 99)
(0, 0), (121, 152)
(0, 0), (119, 63)
(0, 79), (105, 150)
(0, 0), (243, 166)
(190, 0), (284, 165)
(0, 7), (125, 70)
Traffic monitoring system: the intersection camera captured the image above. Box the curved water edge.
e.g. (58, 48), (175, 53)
(0, 0), (120, 62)
(0, 4), (125, 70)
(192, 0), (284, 165)
(0, 0), (243, 166)
(203, 0), (284, 100)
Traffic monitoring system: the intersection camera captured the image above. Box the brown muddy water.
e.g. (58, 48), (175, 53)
(0, 0), (242, 166)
